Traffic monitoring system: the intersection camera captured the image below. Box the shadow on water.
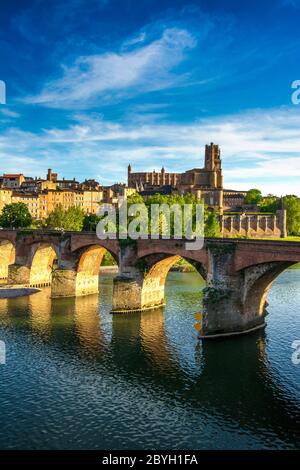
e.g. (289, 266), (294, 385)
(0, 271), (299, 449)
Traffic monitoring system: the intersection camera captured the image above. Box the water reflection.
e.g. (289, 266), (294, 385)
(0, 271), (299, 449)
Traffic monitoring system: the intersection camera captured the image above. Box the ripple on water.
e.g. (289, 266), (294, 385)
(0, 270), (299, 449)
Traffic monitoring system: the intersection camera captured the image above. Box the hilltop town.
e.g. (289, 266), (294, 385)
(0, 143), (287, 238)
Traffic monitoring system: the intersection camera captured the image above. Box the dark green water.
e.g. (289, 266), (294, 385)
(0, 270), (299, 450)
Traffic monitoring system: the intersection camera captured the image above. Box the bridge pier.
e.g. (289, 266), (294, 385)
(201, 244), (285, 337)
(202, 278), (267, 338)
(51, 270), (100, 298)
(112, 274), (165, 312)
(111, 245), (169, 313)
(8, 263), (31, 285)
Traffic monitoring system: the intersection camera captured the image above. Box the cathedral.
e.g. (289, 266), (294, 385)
(128, 143), (225, 212)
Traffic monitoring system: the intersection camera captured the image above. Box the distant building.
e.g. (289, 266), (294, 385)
(38, 188), (103, 219)
(0, 188), (12, 212)
(12, 192), (39, 218)
(128, 143), (225, 211)
(0, 168), (104, 220)
(102, 183), (136, 205)
(1, 174), (25, 189)
(222, 190), (248, 211)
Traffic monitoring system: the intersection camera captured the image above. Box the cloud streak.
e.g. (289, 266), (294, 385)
(1, 106), (300, 195)
(24, 28), (196, 108)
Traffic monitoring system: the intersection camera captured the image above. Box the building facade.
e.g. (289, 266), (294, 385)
(128, 143), (224, 211)
(0, 168), (104, 221)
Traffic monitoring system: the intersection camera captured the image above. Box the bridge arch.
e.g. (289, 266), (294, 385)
(0, 240), (15, 280)
(29, 243), (58, 287)
(242, 261), (299, 320)
(137, 253), (206, 311)
(75, 244), (119, 296)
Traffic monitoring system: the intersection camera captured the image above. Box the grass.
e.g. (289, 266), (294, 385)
(289, 263), (300, 269)
(249, 236), (300, 242)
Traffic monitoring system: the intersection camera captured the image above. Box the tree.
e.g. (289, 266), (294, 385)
(46, 205), (85, 231)
(0, 202), (32, 228)
(82, 213), (101, 231)
(260, 195), (278, 213)
(245, 189), (263, 205)
(283, 195), (300, 235)
(64, 206), (85, 231)
(45, 204), (65, 229)
(205, 211), (221, 237)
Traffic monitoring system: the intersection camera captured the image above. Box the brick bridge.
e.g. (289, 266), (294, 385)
(0, 230), (299, 337)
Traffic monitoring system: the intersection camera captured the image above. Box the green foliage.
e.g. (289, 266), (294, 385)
(205, 211), (221, 237)
(145, 192), (205, 236)
(0, 202), (32, 228)
(127, 193), (145, 205)
(260, 194), (278, 213)
(101, 251), (118, 266)
(171, 258), (197, 272)
(46, 204), (85, 231)
(102, 193), (220, 241)
(283, 195), (300, 235)
(82, 213), (101, 231)
(245, 189), (263, 205)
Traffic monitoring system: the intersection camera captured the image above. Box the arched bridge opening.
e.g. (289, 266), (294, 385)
(112, 252), (207, 313)
(30, 244), (58, 287)
(140, 254), (206, 311)
(75, 244), (119, 297)
(0, 240), (15, 281)
(242, 261), (299, 321)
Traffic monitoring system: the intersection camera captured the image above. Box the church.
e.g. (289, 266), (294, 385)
(127, 143), (246, 213)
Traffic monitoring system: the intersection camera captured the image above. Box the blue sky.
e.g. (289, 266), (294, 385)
(0, 0), (300, 194)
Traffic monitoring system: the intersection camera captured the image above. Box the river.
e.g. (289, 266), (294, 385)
(0, 269), (299, 449)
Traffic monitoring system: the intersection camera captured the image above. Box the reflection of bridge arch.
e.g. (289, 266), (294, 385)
(75, 244), (119, 296)
(2, 287), (300, 448)
(0, 240), (15, 279)
(29, 243), (58, 287)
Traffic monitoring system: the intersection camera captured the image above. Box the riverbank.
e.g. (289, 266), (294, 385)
(0, 285), (41, 298)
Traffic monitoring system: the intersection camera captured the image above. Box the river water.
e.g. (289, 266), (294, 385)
(0, 269), (299, 450)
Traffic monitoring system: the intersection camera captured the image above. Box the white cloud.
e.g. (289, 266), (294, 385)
(24, 28), (196, 108)
(0, 108), (20, 118)
(123, 31), (146, 47)
(1, 105), (300, 195)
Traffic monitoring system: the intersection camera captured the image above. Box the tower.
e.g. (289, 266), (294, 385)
(205, 142), (221, 171)
(161, 166), (165, 185)
(127, 164), (132, 186)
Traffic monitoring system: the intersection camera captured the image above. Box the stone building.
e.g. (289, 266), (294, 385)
(1, 174), (25, 189)
(102, 183), (136, 205)
(128, 143), (224, 211)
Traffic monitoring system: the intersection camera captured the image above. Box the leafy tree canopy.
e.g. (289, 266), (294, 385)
(245, 189), (263, 205)
(260, 195), (278, 213)
(0, 202), (32, 228)
(82, 213), (101, 231)
(283, 195), (300, 235)
(46, 204), (85, 231)
(96, 192), (220, 238)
